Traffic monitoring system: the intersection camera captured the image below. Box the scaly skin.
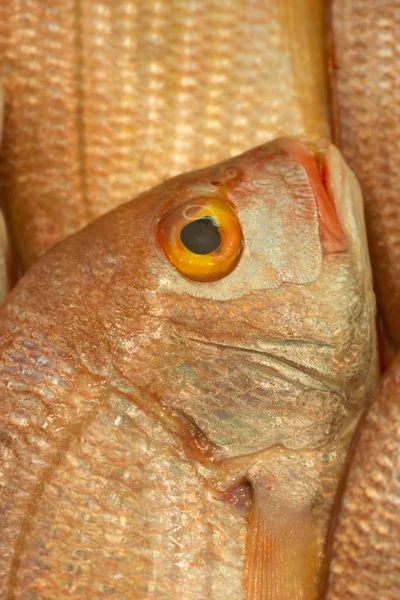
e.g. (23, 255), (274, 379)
(0, 139), (377, 599)
(322, 2), (400, 597)
(0, 87), (12, 303)
(0, 0), (328, 268)
(322, 354), (400, 600)
(1, 1), (399, 596)
(328, 0), (400, 348)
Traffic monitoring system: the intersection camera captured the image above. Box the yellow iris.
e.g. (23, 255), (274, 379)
(157, 197), (243, 282)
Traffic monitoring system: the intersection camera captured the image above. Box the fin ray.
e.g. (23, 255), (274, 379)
(244, 485), (319, 600)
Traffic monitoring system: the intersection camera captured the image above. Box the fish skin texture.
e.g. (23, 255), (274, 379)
(329, 0), (400, 348)
(323, 3), (400, 596)
(0, 85), (11, 302)
(0, 139), (377, 599)
(0, 0), (328, 269)
(322, 352), (400, 600)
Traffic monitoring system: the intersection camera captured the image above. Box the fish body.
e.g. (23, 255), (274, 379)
(321, 3), (400, 596)
(0, 86), (11, 302)
(0, 0), (396, 595)
(0, 138), (377, 598)
(329, 0), (400, 349)
(322, 353), (400, 600)
(0, 0), (328, 268)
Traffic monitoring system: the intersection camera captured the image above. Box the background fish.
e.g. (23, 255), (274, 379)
(0, 87), (11, 303)
(1, 0), (400, 597)
(322, 2), (400, 597)
(0, 0), (328, 268)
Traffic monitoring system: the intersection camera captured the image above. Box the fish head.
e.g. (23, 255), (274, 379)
(76, 137), (377, 458)
(0, 138), (378, 599)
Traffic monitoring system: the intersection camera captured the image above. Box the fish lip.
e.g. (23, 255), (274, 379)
(275, 137), (348, 254)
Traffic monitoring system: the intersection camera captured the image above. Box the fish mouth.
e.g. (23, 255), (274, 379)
(276, 137), (348, 254)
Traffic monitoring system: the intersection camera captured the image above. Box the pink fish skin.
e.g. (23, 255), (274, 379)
(0, 0), (329, 270)
(0, 138), (377, 599)
(323, 2), (400, 596)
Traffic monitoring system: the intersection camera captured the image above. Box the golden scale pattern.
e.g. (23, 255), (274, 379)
(330, 0), (400, 346)
(0, 0), (328, 268)
(324, 2), (400, 597)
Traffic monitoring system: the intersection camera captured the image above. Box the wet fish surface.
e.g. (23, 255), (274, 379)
(0, 0), (328, 268)
(322, 3), (400, 597)
(0, 138), (377, 599)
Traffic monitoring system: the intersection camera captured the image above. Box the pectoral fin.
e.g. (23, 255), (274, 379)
(244, 476), (319, 600)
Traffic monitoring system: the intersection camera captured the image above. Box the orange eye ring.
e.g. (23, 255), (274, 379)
(157, 197), (243, 282)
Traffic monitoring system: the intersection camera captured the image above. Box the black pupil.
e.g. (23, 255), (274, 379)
(180, 217), (221, 255)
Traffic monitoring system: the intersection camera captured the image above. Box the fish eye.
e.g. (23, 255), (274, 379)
(157, 197), (243, 281)
(180, 217), (221, 255)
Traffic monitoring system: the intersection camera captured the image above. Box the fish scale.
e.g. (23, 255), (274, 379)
(320, 4), (400, 597)
(9, 401), (247, 599)
(329, 0), (400, 347)
(0, 137), (378, 598)
(0, 0), (328, 268)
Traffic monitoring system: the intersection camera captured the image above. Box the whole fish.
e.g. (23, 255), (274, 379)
(0, 138), (377, 599)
